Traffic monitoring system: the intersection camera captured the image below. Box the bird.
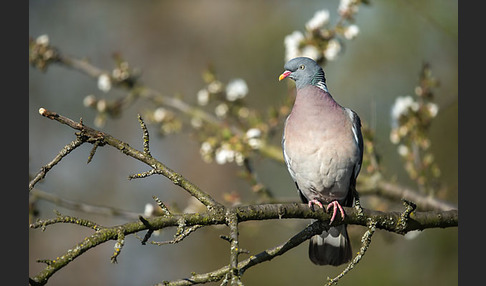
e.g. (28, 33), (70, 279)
(278, 57), (363, 266)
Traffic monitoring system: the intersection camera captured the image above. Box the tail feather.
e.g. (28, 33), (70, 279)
(309, 224), (351, 266)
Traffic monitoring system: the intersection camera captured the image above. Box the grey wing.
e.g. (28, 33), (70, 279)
(345, 108), (363, 182)
(343, 108), (363, 207)
(282, 116), (297, 183)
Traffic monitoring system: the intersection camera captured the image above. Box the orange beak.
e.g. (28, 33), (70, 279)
(279, 70), (291, 81)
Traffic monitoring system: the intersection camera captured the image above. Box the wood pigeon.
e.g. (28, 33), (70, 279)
(279, 57), (363, 266)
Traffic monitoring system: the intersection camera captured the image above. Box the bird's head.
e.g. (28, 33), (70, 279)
(279, 57), (327, 91)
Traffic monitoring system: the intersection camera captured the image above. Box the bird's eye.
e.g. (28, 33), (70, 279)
(299, 65), (305, 70)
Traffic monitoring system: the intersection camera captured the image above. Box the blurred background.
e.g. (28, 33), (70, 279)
(29, 1), (457, 285)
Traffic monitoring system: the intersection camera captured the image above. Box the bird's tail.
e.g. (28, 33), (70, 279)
(309, 224), (352, 266)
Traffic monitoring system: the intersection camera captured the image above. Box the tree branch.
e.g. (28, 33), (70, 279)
(226, 210), (242, 285)
(35, 107), (223, 211)
(29, 137), (84, 191)
(159, 220), (326, 286)
(30, 188), (142, 220)
(358, 173), (457, 211)
(30, 203), (457, 285)
(325, 221), (377, 286)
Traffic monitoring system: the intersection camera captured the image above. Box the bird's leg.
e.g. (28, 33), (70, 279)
(326, 201), (345, 224)
(308, 199), (324, 211)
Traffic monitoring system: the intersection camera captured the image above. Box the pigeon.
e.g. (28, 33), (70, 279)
(279, 57), (363, 266)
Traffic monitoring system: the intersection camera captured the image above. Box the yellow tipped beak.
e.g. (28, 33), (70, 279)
(279, 71), (291, 81)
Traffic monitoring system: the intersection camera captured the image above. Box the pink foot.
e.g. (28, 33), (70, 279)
(326, 201), (345, 224)
(308, 199), (324, 210)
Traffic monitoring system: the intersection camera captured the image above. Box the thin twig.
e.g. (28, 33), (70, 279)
(30, 212), (103, 232)
(397, 199), (417, 234)
(358, 173), (456, 211)
(30, 188), (142, 220)
(147, 225), (203, 246)
(29, 137), (84, 191)
(111, 227), (125, 263)
(152, 195), (171, 216)
(158, 221), (326, 286)
(325, 220), (377, 285)
(137, 114), (151, 156)
(128, 168), (161, 180)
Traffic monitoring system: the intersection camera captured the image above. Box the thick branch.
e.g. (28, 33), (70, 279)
(234, 203), (458, 232)
(29, 203), (457, 285)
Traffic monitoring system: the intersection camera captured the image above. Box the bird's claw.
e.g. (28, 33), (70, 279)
(326, 201), (345, 224)
(308, 199), (324, 211)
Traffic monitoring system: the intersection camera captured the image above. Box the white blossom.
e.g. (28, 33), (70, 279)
(214, 144), (245, 166)
(143, 203), (160, 235)
(36, 34), (49, 46)
(284, 31), (304, 62)
(246, 128), (262, 139)
(191, 117), (203, 129)
(200, 141), (213, 163)
(94, 115), (106, 128)
(153, 107), (167, 122)
(414, 86), (423, 96)
(427, 102), (439, 117)
(339, 0), (359, 15)
(226, 79), (248, 101)
(200, 141), (212, 155)
(390, 130), (400, 144)
(397, 144), (409, 156)
(324, 39), (341, 61)
(391, 95), (419, 127)
(215, 103), (229, 118)
(238, 107), (250, 119)
(197, 88), (210, 106)
(97, 73), (112, 93)
(96, 99), (107, 112)
(248, 138), (262, 150)
(305, 10), (330, 31)
(234, 152), (245, 166)
(344, 25), (360, 40)
(112, 67), (129, 81)
(246, 128), (263, 150)
(83, 94), (96, 107)
(207, 80), (223, 93)
(215, 145), (235, 165)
